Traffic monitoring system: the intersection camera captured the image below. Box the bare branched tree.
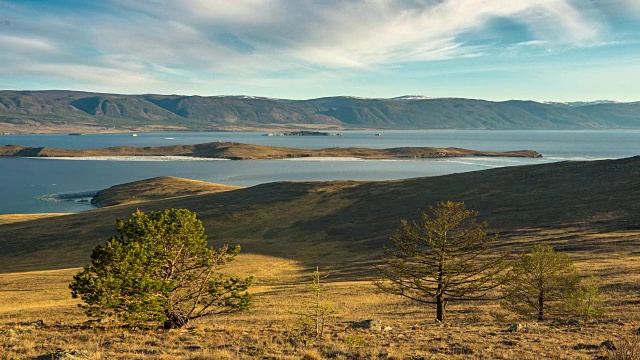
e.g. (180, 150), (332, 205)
(375, 201), (509, 322)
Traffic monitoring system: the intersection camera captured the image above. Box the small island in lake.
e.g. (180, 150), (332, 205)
(0, 142), (542, 160)
(263, 130), (341, 136)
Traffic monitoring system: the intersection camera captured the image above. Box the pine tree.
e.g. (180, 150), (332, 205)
(70, 208), (252, 329)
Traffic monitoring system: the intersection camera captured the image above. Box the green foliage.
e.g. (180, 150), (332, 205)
(568, 276), (604, 321)
(375, 201), (510, 322)
(70, 208), (252, 328)
(502, 245), (579, 320)
(293, 266), (336, 339)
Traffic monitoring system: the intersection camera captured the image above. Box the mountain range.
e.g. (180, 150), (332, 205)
(1, 90), (639, 131)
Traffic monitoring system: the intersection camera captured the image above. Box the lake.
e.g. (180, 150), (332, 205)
(1, 130), (639, 214)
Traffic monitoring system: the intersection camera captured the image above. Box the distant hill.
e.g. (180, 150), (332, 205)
(0, 90), (639, 131)
(91, 176), (242, 207)
(1, 156), (639, 273)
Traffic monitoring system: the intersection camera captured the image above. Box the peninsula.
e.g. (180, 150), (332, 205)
(0, 142), (542, 160)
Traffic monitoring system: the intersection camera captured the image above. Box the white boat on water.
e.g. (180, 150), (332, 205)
(131, 133), (138, 137)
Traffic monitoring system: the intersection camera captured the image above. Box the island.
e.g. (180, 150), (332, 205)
(262, 131), (341, 136)
(0, 142), (542, 160)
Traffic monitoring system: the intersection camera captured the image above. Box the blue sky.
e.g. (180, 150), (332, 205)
(1, 0), (639, 101)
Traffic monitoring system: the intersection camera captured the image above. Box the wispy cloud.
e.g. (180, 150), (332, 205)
(0, 0), (638, 97)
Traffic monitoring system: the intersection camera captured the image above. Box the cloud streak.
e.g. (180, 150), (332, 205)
(0, 0), (638, 98)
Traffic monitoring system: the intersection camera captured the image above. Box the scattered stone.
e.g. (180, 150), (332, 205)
(349, 319), (382, 332)
(2, 329), (17, 337)
(134, 348), (164, 355)
(573, 343), (600, 350)
(35, 349), (89, 360)
(450, 345), (474, 355)
(407, 356), (429, 360)
(20, 319), (45, 327)
(600, 340), (616, 350)
(288, 336), (307, 347)
(383, 326), (393, 331)
(506, 323), (527, 332)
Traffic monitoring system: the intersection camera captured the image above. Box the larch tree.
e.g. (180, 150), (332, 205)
(502, 244), (579, 321)
(375, 201), (509, 322)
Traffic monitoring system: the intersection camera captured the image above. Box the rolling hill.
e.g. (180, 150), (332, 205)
(0, 156), (639, 274)
(1, 90), (639, 131)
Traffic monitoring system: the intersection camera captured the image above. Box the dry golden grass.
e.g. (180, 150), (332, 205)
(2, 158), (640, 358)
(1, 229), (639, 360)
(92, 176), (243, 207)
(0, 213), (70, 225)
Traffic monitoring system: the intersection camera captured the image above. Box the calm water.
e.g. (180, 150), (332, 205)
(1, 130), (639, 214)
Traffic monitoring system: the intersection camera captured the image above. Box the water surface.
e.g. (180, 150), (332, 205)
(1, 130), (639, 214)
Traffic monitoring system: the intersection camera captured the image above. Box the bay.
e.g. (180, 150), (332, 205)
(1, 130), (639, 215)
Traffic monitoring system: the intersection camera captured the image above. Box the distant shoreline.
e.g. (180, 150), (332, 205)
(29, 156), (231, 162)
(1, 142), (543, 160)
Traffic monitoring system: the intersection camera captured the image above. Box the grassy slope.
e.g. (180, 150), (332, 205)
(0, 156), (639, 274)
(91, 176), (242, 207)
(1, 159), (640, 359)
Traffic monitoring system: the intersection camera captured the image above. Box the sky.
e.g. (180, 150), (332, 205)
(0, 0), (639, 101)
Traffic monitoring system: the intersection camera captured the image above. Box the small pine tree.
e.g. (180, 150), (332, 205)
(70, 208), (252, 329)
(502, 245), (579, 320)
(568, 276), (604, 321)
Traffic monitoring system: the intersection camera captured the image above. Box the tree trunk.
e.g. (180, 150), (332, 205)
(164, 311), (189, 329)
(537, 292), (544, 321)
(436, 294), (444, 322)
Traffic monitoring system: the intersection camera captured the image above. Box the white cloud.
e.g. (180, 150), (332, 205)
(0, 0), (636, 95)
(102, 0), (609, 70)
(0, 35), (56, 52)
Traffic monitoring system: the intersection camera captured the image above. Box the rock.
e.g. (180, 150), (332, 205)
(383, 326), (393, 331)
(349, 319), (382, 332)
(450, 345), (474, 355)
(2, 329), (17, 337)
(573, 343), (599, 350)
(20, 319), (45, 327)
(567, 319), (580, 326)
(636, 327), (640, 335)
(35, 350), (89, 360)
(506, 323), (527, 332)
(600, 340), (616, 350)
